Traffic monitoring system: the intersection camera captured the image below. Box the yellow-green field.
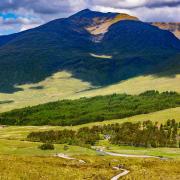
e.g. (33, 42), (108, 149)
(0, 155), (180, 180)
(0, 139), (96, 156)
(0, 71), (179, 113)
(0, 155), (117, 180)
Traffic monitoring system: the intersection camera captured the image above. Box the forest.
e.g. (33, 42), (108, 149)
(0, 91), (179, 126)
(27, 119), (180, 148)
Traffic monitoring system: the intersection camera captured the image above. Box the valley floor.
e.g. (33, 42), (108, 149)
(0, 108), (180, 179)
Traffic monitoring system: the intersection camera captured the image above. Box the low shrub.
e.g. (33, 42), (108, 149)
(38, 143), (54, 150)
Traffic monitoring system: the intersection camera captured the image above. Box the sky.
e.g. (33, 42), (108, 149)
(0, 0), (180, 35)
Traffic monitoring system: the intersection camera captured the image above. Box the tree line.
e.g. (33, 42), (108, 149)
(27, 119), (180, 148)
(0, 90), (179, 126)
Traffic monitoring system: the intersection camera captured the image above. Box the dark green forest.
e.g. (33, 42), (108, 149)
(27, 119), (180, 148)
(0, 91), (179, 126)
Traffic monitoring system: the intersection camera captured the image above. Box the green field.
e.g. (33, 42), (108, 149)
(0, 108), (180, 179)
(0, 155), (118, 180)
(0, 71), (179, 113)
(0, 139), (97, 156)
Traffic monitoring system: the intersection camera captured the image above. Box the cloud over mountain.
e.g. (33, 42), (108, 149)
(0, 0), (179, 35)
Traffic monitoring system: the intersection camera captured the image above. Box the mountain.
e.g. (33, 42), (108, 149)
(151, 22), (180, 39)
(0, 9), (179, 93)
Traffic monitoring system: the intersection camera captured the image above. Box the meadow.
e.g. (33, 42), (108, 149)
(0, 154), (180, 180)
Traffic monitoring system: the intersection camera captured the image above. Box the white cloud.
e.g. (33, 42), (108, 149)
(0, 0), (179, 35)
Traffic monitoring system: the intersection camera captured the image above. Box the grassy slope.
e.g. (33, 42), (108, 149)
(0, 155), (117, 180)
(74, 107), (180, 129)
(0, 71), (179, 113)
(0, 155), (180, 180)
(0, 71), (92, 113)
(0, 139), (96, 156)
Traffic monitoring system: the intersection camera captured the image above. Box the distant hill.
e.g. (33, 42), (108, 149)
(0, 9), (179, 94)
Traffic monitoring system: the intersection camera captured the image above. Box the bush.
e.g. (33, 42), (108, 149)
(39, 143), (54, 150)
(63, 145), (69, 151)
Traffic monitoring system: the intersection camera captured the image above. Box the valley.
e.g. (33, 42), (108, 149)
(0, 8), (179, 180)
(0, 112), (180, 179)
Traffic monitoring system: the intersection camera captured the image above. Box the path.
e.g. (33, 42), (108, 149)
(55, 153), (130, 179)
(55, 153), (86, 163)
(105, 151), (159, 158)
(111, 168), (130, 180)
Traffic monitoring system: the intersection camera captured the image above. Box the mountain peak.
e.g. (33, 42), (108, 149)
(80, 8), (91, 12)
(69, 8), (118, 19)
(69, 9), (138, 35)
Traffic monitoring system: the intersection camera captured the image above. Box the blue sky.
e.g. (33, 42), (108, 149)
(0, 12), (17, 19)
(0, 0), (179, 35)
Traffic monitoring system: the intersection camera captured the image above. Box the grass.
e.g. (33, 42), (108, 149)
(73, 107), (180, 128)
(0, 71), (179, 113)
(78, 74), (180, 97)
(0, 139), (97, 156)
(0, 71), (92, 113)
(0, 109), (180, 178)
(0, 155), (117, 180)
(0, 155), (180, 180)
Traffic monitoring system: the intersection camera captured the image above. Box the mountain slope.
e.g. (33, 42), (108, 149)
(0, 9), (179, 93)
(151, 22), (180, 39)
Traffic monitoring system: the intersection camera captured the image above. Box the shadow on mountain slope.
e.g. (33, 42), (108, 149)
(0, 10), (180, 93)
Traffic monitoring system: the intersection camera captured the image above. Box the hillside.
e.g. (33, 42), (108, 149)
(0, 9), (179, 114)
(0, 72), (180, 113)
(0, 91), (179, 126)
(0, 9), (179, 94)
(151, 22), (180, 39)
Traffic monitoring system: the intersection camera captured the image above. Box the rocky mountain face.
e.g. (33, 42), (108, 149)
(0, 9), (179, 93)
